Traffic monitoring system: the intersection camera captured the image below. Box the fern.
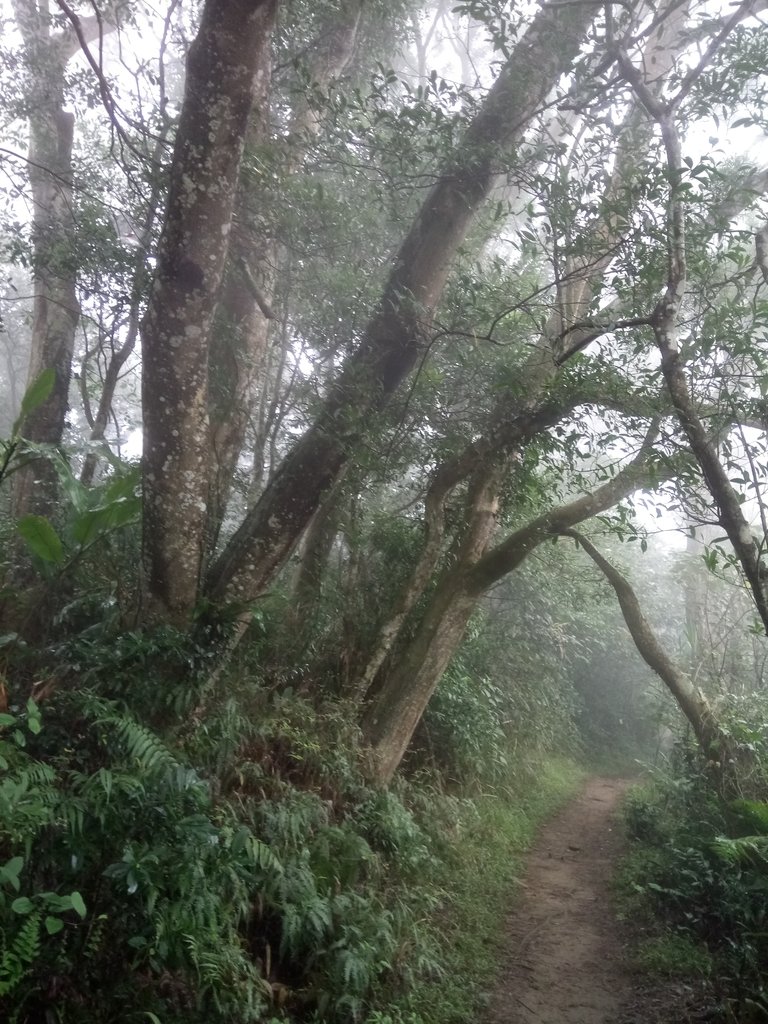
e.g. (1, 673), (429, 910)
(730, 799), (768, 835)
(0, 910), (41, 996)
(712, 834), (768, 865)
(109, 713), (179, 773)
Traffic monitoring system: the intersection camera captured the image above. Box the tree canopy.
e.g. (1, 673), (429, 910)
(2, 0), (768, 1016)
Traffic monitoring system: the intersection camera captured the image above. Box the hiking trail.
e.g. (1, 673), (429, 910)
(487, 776), (636, 1024)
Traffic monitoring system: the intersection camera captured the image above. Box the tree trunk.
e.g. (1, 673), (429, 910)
(362, 576), (479, 785)
(205, 1), (363, 558)
(361, 432), (667, 785)
(206, 107), (274, 558)
(205, 0), (599, 605)
(140, 0), (276, 625)
(9, 0), (83, 519)
(564, 529), (743, 793)
(361, 463), (503, 783)
(291, 480), (343, 618)
(9, 1), (123, 514)
(354, 384), (618, 697)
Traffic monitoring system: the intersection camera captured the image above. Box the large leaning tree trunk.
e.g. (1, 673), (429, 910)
(206, 0), (364, 559)
(205, 0), (600, 606)
(356, 0), (768, 785)
(564, 529), (745, 794)
(353, 0), (689, 703)
(9, 0), (115, 519)
(361, 428), (667, 785)
(140, 0), (277, 626)
(614, 3), (768, 636)
(351, 373), (644, 699)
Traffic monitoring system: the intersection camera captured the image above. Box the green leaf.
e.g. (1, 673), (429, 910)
(16, 515), (65, 565)
(731, 800), (768, 835)
(11, 896), (34, 914)
(25, 698), (41, 734)
(53, 459), (88, 514)
(69, 476), (140, 547)
(70, 891), (87, 919)
(12, 368), (55, 435)
(45, 916), (64, 935)
(0, 856), (24, 891)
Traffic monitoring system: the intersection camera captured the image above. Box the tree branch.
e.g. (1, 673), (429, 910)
(617, 17), (768, 637)
(562, 528), (724, 753)
(467, 417), (666, 592)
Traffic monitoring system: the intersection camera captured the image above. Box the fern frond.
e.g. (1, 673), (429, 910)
(0, 910), (41, 996)
(712, 834), (768, 864)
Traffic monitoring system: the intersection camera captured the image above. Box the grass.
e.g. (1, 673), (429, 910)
(382, 758), (586, 1024)
(635, 933), (712, 979)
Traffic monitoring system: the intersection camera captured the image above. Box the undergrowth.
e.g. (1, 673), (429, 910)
(396, 759), (583, 1024)
(618, 696), (768, 1022)
(0, 643), (584, 1024)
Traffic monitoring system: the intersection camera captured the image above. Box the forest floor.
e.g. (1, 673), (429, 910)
(485, 776), (698, 1024)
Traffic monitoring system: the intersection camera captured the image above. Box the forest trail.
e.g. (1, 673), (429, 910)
(487, 776), (635, 1024)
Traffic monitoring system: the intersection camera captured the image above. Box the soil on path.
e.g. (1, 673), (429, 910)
(487, 776), (635, 1024)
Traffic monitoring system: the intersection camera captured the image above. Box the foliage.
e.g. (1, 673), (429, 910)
(0, 615), (587, 1024)
(0, 368), (55, 490)
(392, 759), (584, 1024)
(621, 700), (768, 1020)
(0, 690), (279, 1022)
(634, 933), (712, 979)
(5, 0), (768, 1018)
(410, 664), (510, 788)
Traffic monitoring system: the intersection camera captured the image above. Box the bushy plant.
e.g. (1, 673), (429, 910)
(635, 933), (712, 979)
(0, 690), (280, 1023)
(188, 682), (448, 1020)
(621, 703), (768, 1021)
(410, 666), (509, 789)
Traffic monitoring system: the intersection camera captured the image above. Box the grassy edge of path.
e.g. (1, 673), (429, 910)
(378, 758), (587, 1024)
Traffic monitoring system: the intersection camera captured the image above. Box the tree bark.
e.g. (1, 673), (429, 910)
(140, 0), (276, 625)
(206, 1), (364, 558)
(361, 428), (667, 785)
(564, 529), (740, 791)
(354, 376), (653, 697)
(291, 480), (343, 618)
(8, 0), (112, 518)
(205, 0), (599, 605)
(360, 462), (504, 783)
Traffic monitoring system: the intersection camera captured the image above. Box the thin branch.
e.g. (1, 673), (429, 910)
(670, 0), (765, 112)
(53, 0), (157, 168)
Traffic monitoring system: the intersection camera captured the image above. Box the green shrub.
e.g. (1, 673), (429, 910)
(407, 667), (509, 788)
(620, 714), (768, 1021)
(0, 692), (278, 1023)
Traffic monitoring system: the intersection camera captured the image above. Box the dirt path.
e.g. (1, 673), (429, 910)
(487, 776), (635, 1024)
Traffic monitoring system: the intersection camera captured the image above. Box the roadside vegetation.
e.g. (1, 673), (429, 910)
(1, 621), (585, 1023)
(620, 696), (768, 1022)
(4, 0), (768, 1020)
